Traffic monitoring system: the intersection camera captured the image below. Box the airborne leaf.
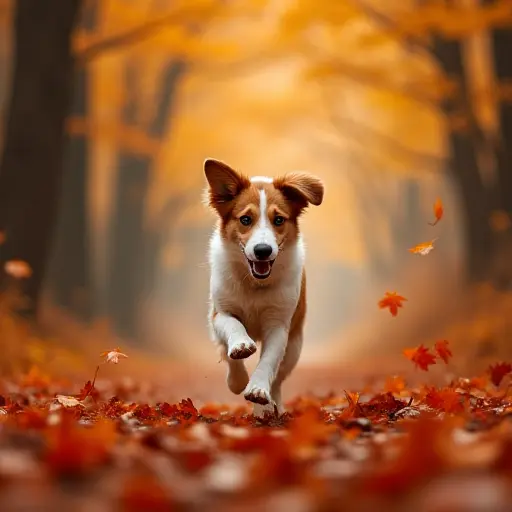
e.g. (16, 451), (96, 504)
(434, 340), (453, 364)
(408, 238), (438, 255)
(403, 345), (437, 371)
(378, 291), (407, 317)
(428, 198), (444, 226)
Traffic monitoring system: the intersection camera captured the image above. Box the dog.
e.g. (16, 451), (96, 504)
(204, 158), (324, 416)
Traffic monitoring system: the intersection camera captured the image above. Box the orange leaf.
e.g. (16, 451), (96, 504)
(384, 375), (406, 394)
(408, 238), (437, 255)
(100, 347), (128, 364)
(4, 259), (32, 279)
(403, 344), (437, 371)
(378, 291), (407, 317)
(289, 407), (337, 450)
(488, 362), (512, 387)
(428, 197), (443, 226)
(434, 339), (452, 364)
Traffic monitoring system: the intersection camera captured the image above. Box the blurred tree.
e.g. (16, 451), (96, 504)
(0, 0), (82, 318)
(276, 0), (512, 283)
(107, 59), (186, 338)
(48, 0), (98, 321)
(485, 0), (512, 216)
(431, 25), (492, 281)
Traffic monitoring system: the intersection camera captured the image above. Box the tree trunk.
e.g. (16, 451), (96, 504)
(47, 67), (92, 320)
(0, 0), (82, 318)
(431, 33), (493, 281)
(484, 1), (512, 216)
(107, 61), (186, 339)
(47, 1), (97, 320)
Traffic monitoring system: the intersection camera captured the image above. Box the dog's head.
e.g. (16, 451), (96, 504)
(204, 158), (324, 281)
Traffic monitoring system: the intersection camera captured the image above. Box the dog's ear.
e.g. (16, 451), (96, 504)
(274, 172), (324, 212)
(204, 159), (250, 212)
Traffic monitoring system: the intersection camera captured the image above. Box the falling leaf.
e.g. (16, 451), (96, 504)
(4, 260), (33, 279)
(56, 395), (82, 408)
(384, 375), (406, 394)
(428, 198), (444, 226)
(403, 345), (437, 371)
(488, 362), (512, 387)
(434, 340), (453, 364)
(378, 291), (407, 317)
(408, 238), (438, 255)
(100, 347), (128, 364)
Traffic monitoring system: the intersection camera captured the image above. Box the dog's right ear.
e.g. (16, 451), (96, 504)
(204, 159), (250, 212)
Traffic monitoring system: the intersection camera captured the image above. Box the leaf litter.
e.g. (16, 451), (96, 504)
(0, 343), (508, 511)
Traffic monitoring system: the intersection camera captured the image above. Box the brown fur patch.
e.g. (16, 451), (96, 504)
(221, 182), (301, 249)
(274, 172), (324, 215)
(290, 270), (306, 339)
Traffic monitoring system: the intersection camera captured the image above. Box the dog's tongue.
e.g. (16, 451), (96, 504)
(254, 261), (271, 275)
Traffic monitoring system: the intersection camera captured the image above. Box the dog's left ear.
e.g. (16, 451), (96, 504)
(274, 172), (324, 211)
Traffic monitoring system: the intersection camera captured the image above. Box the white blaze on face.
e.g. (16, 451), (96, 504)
(250, 176), (274, 184)
(244, 186), (279, 279)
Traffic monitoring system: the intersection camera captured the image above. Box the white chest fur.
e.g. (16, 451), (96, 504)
(208, 228), (304, 341)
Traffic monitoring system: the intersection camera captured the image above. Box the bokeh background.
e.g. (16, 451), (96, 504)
(0, 0), (511, 401)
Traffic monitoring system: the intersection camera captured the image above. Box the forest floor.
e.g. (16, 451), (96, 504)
(0, 340), (510, 512)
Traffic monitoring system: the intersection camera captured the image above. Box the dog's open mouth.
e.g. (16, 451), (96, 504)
(248, 259), (275, 280)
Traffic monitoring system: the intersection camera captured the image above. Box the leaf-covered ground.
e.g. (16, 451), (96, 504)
(0, 345), (511, 512)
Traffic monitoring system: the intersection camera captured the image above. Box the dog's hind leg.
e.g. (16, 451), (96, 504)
(227, 358), (249, 395)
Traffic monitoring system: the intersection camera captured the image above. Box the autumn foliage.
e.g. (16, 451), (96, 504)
(0, 341), (506, 510)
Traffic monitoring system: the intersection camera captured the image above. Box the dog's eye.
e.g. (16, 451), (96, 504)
(273, 215), (285, 226)
(240, 215), (252, 226)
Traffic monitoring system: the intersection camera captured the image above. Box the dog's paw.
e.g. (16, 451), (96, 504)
(244, 383), (272, 405)
(228, 339), (257, 360)
(253, 402), (282, 419)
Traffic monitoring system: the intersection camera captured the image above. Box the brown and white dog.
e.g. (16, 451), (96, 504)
(204, 158), (324, 416)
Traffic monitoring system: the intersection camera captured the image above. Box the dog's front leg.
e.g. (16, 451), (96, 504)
(244, 326), (288, 407)
(212, 312), (256, 360)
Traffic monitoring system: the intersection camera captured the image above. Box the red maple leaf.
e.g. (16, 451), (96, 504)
(378, 291), (407, 317)
(434, 340), (453, 364)
(488, 362), (512, 387)
(425, 387), (464, 413)
(403, 345), (437, 371)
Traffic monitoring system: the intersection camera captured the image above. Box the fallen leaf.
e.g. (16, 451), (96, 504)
(45, 415), (117, 476)
(425, 387), (464, 413)
(403, 345), (437, 371)
(56, 395), (82, 408)
(408, 238), (438, 255)
(428, 197), (444, 226)
(488, 362), (512, 387)
(100, 347), (128, 365)
(378, 291), (407, 317)
(384, 375), (406, 394)
(4, 260), (32, 279)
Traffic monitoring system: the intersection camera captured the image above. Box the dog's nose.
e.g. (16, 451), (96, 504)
(253, 243), (273, 260)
